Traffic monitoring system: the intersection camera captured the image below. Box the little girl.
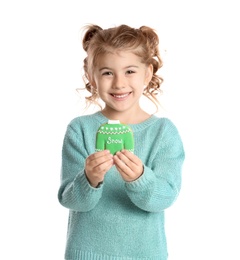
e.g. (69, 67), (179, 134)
(58, 24), (185, 260)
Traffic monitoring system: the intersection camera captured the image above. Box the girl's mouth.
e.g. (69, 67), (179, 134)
(111, 92), (131, 99)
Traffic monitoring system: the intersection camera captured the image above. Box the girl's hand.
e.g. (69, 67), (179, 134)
(113, 150), (143, 182)
(85, 150), (113, 187)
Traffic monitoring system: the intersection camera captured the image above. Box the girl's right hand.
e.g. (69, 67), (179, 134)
(85, 150), (113, 187)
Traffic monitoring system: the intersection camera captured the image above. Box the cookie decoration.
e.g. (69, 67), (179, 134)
(96, 120), (134, 155)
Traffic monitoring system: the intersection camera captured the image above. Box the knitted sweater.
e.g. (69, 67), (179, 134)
(58, 111), (185, 260)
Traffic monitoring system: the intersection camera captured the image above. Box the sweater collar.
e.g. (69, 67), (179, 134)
(94, 111), (159, 132)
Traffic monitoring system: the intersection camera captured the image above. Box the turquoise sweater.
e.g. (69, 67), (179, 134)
(58, 111), (185, 260)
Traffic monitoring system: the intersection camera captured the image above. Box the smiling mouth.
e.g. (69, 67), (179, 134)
(111, 92), (132, 99)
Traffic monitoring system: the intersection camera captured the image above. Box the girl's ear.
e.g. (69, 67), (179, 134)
(90, 80), (96, 88)
(89, 75), (97, 88)
(144, 64), (153, 85)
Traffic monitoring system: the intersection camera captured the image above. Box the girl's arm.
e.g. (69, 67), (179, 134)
(58, 124), (103, 212)
(124, 123), (185, 212)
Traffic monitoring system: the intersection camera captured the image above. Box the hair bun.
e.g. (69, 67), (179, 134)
(82, 24), (103, 51)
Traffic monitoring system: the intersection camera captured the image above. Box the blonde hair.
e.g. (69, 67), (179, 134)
(79, 24), (163, 111)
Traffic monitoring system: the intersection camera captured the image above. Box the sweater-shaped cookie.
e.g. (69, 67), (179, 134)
(96, 120), (134, 155)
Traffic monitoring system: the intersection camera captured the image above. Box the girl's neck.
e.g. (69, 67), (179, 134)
(101, 108), (151, 125)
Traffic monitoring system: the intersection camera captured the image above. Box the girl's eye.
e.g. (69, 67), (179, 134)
(102, 71), (113, 76)
(126, 70), (135, 74)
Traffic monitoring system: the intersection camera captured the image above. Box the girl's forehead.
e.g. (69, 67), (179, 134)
(95, 53), (147, 72)
(97, 50), (141, 62)
(96, 52), (143, 68)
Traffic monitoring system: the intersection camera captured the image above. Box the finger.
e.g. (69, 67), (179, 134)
(121, 150), (141, 165)
(114, 151), (136, 169)
(85, 155), (113, 186)
(87, 150), (112, 167)
(114, 151), (143, 181)
(88, 150), (111, 161)
(114, 163), (130, 177)
(94, 157), (114, 173)
(115, 163), (139, 182)
(114, 154), (128, 168)
(113, 155), (133, 176)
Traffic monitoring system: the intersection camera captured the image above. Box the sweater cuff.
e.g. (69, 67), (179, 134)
(84, 170), (104, 189)
(79, 170), (103, 191)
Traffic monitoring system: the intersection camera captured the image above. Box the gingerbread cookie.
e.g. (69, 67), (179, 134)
(96, 120), (134, 155)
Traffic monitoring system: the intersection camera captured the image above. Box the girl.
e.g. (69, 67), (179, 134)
(58, 24), (185, 260)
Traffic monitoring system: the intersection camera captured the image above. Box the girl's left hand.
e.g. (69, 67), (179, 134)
(113, 150), (143, 182)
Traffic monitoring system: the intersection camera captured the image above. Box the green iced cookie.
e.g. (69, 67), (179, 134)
(96, 120), (134, 155)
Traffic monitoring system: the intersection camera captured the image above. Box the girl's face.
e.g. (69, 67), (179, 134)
(92, 51), (153, 118)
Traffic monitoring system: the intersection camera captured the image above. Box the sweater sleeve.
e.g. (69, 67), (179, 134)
(125, 120), (185, 212)
(58, 123), (103, 212)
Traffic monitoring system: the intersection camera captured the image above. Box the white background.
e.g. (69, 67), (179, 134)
(1, 0), (239, 259)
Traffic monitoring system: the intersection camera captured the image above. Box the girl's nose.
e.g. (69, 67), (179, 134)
(112, 75), (126, 89)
